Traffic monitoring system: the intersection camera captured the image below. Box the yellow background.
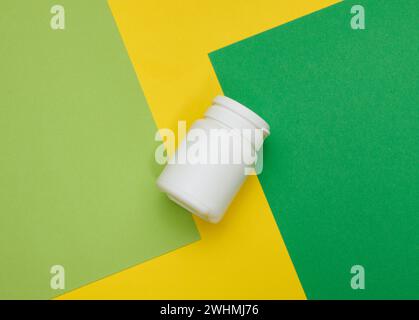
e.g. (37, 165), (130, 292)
(59, 0), (338, 299)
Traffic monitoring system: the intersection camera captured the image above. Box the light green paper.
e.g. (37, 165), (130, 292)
(0, 0), (199, 299)
(211, 0), (419, 299)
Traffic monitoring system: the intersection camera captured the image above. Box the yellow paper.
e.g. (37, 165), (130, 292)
(59, 0), (338, 299)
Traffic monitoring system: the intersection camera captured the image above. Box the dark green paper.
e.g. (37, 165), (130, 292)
(211, 0), (419, 299)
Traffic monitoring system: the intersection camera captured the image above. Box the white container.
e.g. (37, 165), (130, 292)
(157, 95), (270, 223)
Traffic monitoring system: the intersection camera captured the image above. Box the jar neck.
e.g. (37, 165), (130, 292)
(206, 95), (270, 138)
(205, 96), (270, 151)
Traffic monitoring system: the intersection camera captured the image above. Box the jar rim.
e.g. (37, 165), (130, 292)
(213, 95), (270, 136)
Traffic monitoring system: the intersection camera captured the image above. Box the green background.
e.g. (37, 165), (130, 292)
(0, 0), (198, 299)
(211, 0), (419, 299)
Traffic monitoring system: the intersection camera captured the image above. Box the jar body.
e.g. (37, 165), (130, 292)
(157, 119), (248, 223)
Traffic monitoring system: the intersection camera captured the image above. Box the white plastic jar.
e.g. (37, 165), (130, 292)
(157, 95), (270, 223)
